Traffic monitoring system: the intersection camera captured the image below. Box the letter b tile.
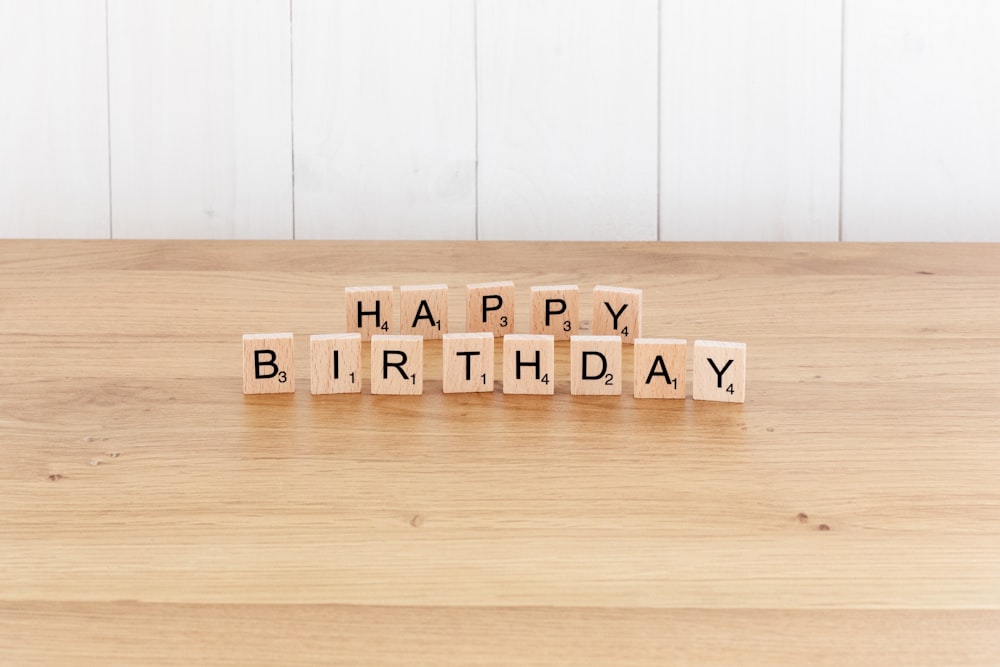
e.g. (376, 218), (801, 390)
(243, 333), (295, 394)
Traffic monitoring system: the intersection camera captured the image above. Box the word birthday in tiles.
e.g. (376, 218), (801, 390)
(242, 283), (746, 403)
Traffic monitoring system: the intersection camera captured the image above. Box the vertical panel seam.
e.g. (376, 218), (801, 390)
(838, 0), (846, 242)
(105, 0), (114, 239)
(289, 0), (296, 240)
(656, 0), (662, 242)
(474, 0), (480, 241)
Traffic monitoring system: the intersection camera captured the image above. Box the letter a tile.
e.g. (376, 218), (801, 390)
(401, 284), (448, 339)
(633, 338), (686, 399)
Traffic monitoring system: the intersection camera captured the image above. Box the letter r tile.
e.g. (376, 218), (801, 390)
(370, 335), (424, 395)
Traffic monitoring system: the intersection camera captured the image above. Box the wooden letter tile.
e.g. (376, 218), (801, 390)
(570, 335), (622, 396)
(309, 333), (361, 395)
(530, 285), (579, 340)
(693, 340), (746, 403)
(466, 281), (515, 336)
(370, 335), (423, 395)
(243, 333), (295, 394)
(592, 285), (642, 343)
(345, 285), (393, 341)
(633, 338), (686, 399)
(503, 334), (555, 395)
(442, 332), (494, 393)
(400, 284), (448, 339)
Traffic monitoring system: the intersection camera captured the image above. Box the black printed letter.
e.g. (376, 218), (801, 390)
(707, 358), (734, 388)
(515, 350), (541, 380)
(481, 295), (503, 323)
(383, 350), (409, 380)
(545, 298), (567, 326)
(644, 355), (674, 385)
(581, 351), (608, 380)
(357, 300), (382, 328)
(603, 302), (627, 329)
(254, 350), (279, 379)
(411, 300), (436, 328)
(456, 350), (480, 381)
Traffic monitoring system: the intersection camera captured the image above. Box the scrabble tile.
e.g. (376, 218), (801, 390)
(592, 285), (642, 343)
(633, 338), (686, 399)
(530, 285), (580, 340)
(309, 333), (361, 395)
(370, 335), (423, 395)
(570, 335), (622, 396)
(503, 334), (555, 395)
(242, 333), (295, 394)
(400, 284), (448, 339)
(442, 332), (494, 393)
(693, 340), (746, 403)
(345, 285), (393, 341)
(466, 281), (515, 336)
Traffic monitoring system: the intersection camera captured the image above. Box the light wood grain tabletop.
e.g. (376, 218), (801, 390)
(2, 241), (999, 666)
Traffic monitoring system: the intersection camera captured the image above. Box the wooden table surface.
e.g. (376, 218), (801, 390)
(2, 241), (999, 665)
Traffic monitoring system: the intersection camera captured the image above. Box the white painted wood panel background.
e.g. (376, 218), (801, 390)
(108, 0), (292, 239)
(477, 0), (659, 241)
(0, 0), (109, 238)
(842, 0), (1000, 241)
(293, 0), (476, 240)
(2, 0), (999, 241)
(660, 0), (841, 241)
